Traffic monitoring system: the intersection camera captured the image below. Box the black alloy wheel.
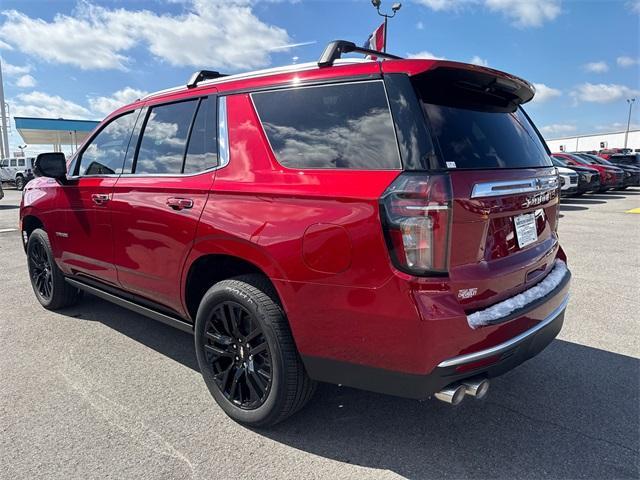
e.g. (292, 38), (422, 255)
(28, 238), (53, 301)
(203, 301), (272, 409)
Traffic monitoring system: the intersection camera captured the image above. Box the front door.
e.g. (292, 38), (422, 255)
(111, 95), (219, 315)
(56, 110), (139, 286)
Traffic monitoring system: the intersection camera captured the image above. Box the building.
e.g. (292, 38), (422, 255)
(14, 117), (100, 156)
(545, 129), (640, 153)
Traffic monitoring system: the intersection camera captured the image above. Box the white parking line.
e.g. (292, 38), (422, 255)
(0, 228), (18, 233)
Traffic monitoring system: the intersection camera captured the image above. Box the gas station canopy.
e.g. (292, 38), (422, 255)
(15, 117), (99, 152)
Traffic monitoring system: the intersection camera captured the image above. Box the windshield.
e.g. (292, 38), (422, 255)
(551, 156), (568, 167)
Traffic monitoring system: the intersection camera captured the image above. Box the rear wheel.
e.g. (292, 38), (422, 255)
(194, 275), (315, 427)
(27, 229), (81, 309)
(15, 175), (25, 191)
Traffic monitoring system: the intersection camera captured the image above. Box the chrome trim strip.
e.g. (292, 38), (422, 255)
(471, 175), (559, 198)
(437, 294), (569, 368)
(218, 96), (229, 169)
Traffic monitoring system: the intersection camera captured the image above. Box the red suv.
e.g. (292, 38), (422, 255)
(554, 152), (624, 191)
(21, 41), (571, 426)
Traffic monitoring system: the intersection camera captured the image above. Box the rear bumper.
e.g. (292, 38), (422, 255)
(302, 265), (571, 399)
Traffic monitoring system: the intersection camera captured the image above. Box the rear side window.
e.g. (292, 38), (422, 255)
(421, 103), (552, 169)
(18, 158), (25, 167)
(78, 111), (136, 175)
(10, 159), (16, 167)
(135, 99), (198, 175)
(184, 97), (218, 173)
(252, 81), (401, 170)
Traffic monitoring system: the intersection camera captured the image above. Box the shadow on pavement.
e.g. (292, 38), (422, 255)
(0, 205), (19, 210)
(61, 297), (640, 479)
(559, 205), (589, 211)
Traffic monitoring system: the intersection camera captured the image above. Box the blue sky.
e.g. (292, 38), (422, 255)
(0, 0), (638, 155)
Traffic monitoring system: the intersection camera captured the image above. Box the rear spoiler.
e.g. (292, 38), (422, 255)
(406, 61), (536, 110)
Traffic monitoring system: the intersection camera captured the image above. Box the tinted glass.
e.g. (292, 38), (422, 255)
(420, 103), (552, 169)
(252, 81), (401, 170)
(10, 159), (16, 167)
(18, 158), (25, 167)
(78, 112), (136, 175)
(135, 100), (198, 175)
(184, 97), (217, 173)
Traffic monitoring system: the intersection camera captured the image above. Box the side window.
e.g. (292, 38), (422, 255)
(18, 158), (25, 167)
(251, 81), (401, 170)
(10, 159), (17, 167)
(134, 99), (198, 175)
(77, 112), (136, 176)
(184, 97), (218, 173)
(1, 159), (7, 167)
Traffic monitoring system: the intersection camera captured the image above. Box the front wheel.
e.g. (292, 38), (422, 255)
(27, 229), (81, 309)
(194, 275), (316, 427)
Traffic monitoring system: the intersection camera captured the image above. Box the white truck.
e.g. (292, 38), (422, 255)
(0, 157), (35, 191)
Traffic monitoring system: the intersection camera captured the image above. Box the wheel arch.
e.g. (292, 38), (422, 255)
(21, 214), (44, 251)
(183, 253), (285, 322)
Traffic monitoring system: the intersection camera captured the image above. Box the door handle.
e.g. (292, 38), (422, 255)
(166, 197), (194, 211)
(91, 193), (110, 205)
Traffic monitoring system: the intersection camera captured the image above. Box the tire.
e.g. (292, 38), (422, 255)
(15, 175), (25, 191)
(27, 229), (81, 310)
(194, 274), (316, 427)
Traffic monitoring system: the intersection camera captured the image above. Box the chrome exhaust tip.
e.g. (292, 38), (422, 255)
(462, 378), (490, 399)
(434, 384), (466, 405)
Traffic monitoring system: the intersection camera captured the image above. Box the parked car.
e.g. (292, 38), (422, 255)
(20, 40), (571, 426)
(555, 164), (579, 196)
(608, 153), (640, 168)
(0, 156), (35, 190)
(598, 148), (632, 160)
(551, 156), (600, 194)
(554, 152), (623, 191)
(0, 181), (3, 201)
(574, 153), (640, 189)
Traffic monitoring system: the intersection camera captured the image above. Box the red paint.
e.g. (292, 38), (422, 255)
(20, 57), (570, 383)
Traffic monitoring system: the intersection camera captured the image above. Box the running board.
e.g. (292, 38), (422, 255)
(65, 278), (193, 334)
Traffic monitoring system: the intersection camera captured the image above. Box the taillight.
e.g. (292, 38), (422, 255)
(380, 173), (452, 276)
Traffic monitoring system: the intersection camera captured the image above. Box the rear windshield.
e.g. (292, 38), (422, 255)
(419, 103), (552, 169)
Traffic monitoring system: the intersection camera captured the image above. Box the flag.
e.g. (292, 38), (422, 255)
(363, 22), (385, 59)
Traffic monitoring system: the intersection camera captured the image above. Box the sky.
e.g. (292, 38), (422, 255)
(0, 0), (638, 156)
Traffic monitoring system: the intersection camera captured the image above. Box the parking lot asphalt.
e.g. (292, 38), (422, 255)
(1, 186), (638, 480)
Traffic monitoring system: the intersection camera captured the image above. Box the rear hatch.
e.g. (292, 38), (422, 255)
(387, 63), (561, 312)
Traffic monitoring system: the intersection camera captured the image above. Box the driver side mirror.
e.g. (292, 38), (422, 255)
(34, 152), (67, 180)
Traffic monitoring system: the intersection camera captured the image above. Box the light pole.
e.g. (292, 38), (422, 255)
(624, 98), (636, 150)
(370, 0), (402, 52)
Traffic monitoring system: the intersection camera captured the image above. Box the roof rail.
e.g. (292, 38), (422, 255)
(186, 70), (227, 89)
(317, 40), (402, 67)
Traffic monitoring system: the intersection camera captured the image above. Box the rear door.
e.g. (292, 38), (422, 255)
(410, 70), (560, 311)
(111, 94), (219, 315)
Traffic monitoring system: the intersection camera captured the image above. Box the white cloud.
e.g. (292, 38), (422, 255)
(617, 56), (640, 68)
(595, 122), (640, 132)
(88, 87), (148, 117)
(0, 0), (292, 71)
(12, 91), (94, 119)
(15, 74), (36, 88)
(627, 0), (640, 13)
(1, 60), (30, 76)
(469, 55), (489, 67)
(414, 0), (471, 11)
(408, 50), (446, 60)
(583, 61), (609, 73)
(531, 83), (562, 103)
(540, 124), (577, 136)
(485, 0), (561, 27)
(571, 83), (640, 104)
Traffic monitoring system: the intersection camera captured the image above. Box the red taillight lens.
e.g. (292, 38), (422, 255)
(380, 173), (452, 275)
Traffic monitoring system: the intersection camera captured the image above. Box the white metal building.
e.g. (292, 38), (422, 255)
(545, 129), (640, 153)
